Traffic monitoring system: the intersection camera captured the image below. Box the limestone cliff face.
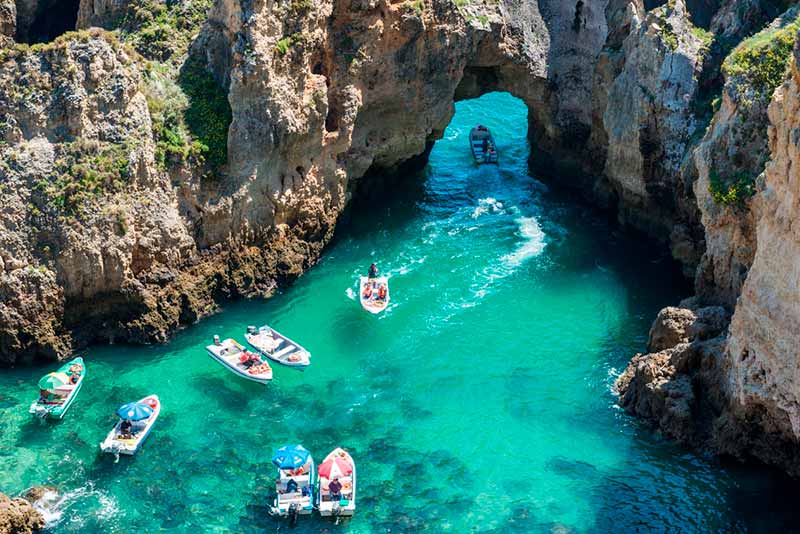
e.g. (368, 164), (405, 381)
(601, 1), (704, 243)
(723, 44), (800, 472)
(618, 15), (800, 474)
(0, 0), (622, 363)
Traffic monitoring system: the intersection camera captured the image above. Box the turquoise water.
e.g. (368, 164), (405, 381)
(2, 92), (799, 533)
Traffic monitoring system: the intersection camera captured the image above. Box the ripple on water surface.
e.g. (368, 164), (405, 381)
(2, 92), (800, 533)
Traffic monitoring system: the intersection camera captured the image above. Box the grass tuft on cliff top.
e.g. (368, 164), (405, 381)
(722, 9), (800, 97)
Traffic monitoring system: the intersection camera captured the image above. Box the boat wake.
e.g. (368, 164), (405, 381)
(501, 216), (547, 267)
(471, 197), (507, 219)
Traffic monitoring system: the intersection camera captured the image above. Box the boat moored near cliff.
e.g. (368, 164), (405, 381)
(318, 448), (356, 518)
(271, 444), (316, 523)
(99, 395), (161, 456)
(29, 357), (86, 420)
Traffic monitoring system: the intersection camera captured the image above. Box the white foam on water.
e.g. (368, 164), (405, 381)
(501, 216), (547, 267)
(33, 490), (63, 526)
(33, 483), (120, 530)
(345, 287), (356, 301)
(471, 197), (505, 219)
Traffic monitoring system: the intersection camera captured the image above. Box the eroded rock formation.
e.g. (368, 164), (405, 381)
(618, 7), (800, 474)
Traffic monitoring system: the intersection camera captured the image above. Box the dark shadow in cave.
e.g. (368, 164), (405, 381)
(24, 0), (80, 44)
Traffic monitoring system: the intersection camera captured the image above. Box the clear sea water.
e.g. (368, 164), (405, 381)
(2, 92), (800, 533)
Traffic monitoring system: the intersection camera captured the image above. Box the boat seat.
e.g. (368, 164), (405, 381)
(272, 345), (296, 360)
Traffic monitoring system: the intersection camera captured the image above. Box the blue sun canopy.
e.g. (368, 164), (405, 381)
(272, 444), (310, 469)
(116, 402), (154, 421)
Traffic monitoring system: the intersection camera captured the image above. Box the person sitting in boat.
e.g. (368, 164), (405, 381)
(285, 478), (298, 494)
(368, 263), (378, 278)
(120, 419), (133, 439)
(377, 284), (387, 300)
(328, 477), (342, 501)
(363, 284), (373, 299)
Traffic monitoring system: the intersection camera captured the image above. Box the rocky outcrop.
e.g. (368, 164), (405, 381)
(619, 19), (800, 475)
(617, 304), (730, 445)
(0, 493), (44, 534)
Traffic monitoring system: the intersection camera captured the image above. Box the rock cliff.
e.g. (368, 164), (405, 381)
(618, 6), (800, 475)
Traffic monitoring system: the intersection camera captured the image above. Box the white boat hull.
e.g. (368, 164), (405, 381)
(206, 338), (272, 384)
(359, 276), (389, 314)
(99, 395), (160, 456)
(272, 458), (316, 517)
(318, 448), (356, 517)
(245, 326), (310, 370)
(28, 357), (86, 420)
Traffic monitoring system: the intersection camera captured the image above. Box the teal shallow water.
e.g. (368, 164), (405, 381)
(2, 93), (800, 533)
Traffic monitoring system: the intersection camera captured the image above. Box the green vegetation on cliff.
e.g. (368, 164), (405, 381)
(119, 0), (214, 61)
(178, 57), (232, 170)
(723, 9), (800, 97)
(709, 170), (757, 207)
(31, 140), (130, 217)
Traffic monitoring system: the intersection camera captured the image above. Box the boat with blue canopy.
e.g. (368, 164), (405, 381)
(99, 394), (161, 456)
(270, 444), (316, 521)
(29, 357), (86, 420)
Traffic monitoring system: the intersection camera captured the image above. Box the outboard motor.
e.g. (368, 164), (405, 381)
(213, 335), (221, 346)
(332, 502), (342, 525)
(288, 503), (299, 527)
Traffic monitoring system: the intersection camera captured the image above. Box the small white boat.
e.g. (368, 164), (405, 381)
(99, 395), (160, 456)
(271, 446), (316, 520)
(245, 326), (310, 369)
(29, 357), (86, 420)
(206, 336), (273, 384)
(318, 448), (356, 517)
(359, 276), (389, 314)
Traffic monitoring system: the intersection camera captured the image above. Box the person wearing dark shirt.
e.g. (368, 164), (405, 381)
(286, 478), (298, 494)
(328, 478), (342, 501)
(368, 263), (378, 278)
(120, 419), (133, 438)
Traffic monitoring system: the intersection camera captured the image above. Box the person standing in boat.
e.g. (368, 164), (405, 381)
(328, 477), (342, 501)
(368, 263), (378, 278)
